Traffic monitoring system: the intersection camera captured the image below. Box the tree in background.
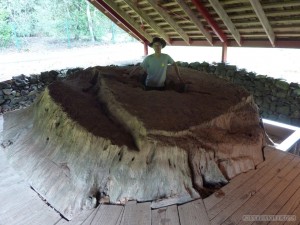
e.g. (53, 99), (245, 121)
(0, 0), (135, 49)
(85, 0), (95, 42)
(0, 6), (12, 47)
(0, 0), (38, 48)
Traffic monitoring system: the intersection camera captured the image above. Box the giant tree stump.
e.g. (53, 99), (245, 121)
(1, 66), (265, 220)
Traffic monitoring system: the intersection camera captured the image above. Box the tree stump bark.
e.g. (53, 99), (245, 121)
(0, 66), (265, 220)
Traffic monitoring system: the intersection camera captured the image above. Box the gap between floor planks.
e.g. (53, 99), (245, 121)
(57, 199), (211, 225)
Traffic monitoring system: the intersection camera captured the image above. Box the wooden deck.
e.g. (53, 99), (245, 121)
(1, 146), (300, 225)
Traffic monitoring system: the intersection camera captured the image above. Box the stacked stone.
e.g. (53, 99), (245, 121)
(0, 68), (82, 113)
(0, 75), (42, 113)
(177, 61), (300, 127)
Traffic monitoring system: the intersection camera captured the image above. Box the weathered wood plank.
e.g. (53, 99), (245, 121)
(286, 203), (300, 225)
(91, 204), (124, 225)
(116, 206), (125, 225)
(165, 205), (180, 225)
(204, 147), (279, 211)
(282, 204), (300, 225)
(208, 152), (294, 224)
(81, 207), (99, 225)
(0, 156), (9, 171)
(119, 201), (151, 225)
(257, 146), (281, 169)
(220, 157), (300, 225)
(134, 202), (151, 225)
(252, 171), (300, 225)
(0, 186), (36, 213)
(0, 189), (61, 225)
(267, 188), (300, 225)
(152, 205), (180, 225)
(0, 146), (61, 225)
(56, 208), (96, 225)
(0, 174), (24, 190)
(120, 201), (137, 225)
(151, 194), (199, 209)
(0, 152), (19, 183)
(205, 147), (285, 212)
(13, 207), (62, 225)
(178, 199), (210, 225)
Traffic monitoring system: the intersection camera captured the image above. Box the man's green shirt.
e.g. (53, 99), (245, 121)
(141, 53), (174, 87)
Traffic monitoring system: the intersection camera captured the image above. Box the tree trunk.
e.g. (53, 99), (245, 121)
(1, 66), (265, 220)
(86, 0), (95, 42)
(111, 21), (115, 44)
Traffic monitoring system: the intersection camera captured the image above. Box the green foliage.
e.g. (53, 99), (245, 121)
(0, 0), (134, 48)
(93, 11), (112, 40)
(0, 9), (12, 47)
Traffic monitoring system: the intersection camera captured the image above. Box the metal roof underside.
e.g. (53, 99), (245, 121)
(89, 0), (300, 48)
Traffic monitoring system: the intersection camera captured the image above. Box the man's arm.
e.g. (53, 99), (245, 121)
(129, 65), (145, 76)
(173, 62), (184, 83)
(129, 65), (139, 75)
(129, 57), (148, 76)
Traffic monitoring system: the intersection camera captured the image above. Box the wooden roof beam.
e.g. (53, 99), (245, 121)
(175, 0), (213, 46)
(208, 0), (241, 46)
(123, 0), (171, 45)
(224, 1), (300, 13)
(190, 0), (227, 43)
(147, 0), (190, 45)
(170, 39), (300, 48)
(88, 1), (140, 42)
(93, 0), (152, 44)
(249, 0), (276, 47)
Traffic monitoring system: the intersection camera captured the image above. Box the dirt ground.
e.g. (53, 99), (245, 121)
(0, 37), (299, 83)
(0, 38), (143, 81)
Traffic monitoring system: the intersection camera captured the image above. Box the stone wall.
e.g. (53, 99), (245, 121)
(0, 68), (82, 113)
(0, 63), (299, 127)
(177, 61), (300, 127)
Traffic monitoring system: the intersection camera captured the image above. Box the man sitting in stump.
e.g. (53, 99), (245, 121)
(131, 37), (185, 91)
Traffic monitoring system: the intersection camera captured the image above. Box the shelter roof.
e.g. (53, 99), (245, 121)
(89, 0), (300, 48)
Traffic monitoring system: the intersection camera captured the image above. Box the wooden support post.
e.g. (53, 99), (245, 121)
(222, 42), (227, 63)
(144, 42), (148, 56)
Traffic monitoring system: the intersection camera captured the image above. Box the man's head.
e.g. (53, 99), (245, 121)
(149, 37), (166, 49)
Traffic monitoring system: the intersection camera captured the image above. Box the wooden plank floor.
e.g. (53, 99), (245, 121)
(0, 149), (61, 225)
(204, 146), (300, 225)
(1, 146), (300, 224)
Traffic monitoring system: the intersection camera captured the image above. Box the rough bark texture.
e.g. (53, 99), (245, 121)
(0, 66), (265, 220)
